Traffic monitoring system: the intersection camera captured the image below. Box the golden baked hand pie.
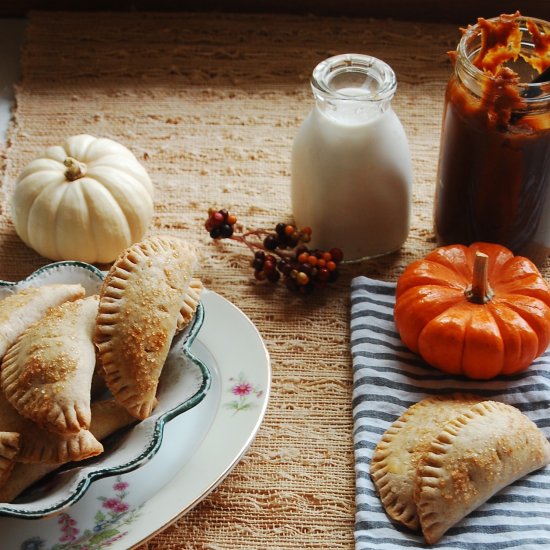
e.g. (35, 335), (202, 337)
(0, 432), (20, 487)
(0, 462), (54, 504)
(95, 236), (199, 420)
(415, 401), (550, 544)
(1, 295), (99, 435)
(88, 398), (137, 439)
(0, 284), (85, 359)
(176, 277), (203, 332)
(0, 388), (102, 464)
(0, 398), (137, 503)
(370, 393), (483, 530)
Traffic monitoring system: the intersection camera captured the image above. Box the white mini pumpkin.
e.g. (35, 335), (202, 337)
(11, 134), (154, 264)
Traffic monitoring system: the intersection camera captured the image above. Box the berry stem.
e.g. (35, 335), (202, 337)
(226, 231), (296, 260)
(226, 234), (263, 254)
(205, 208), (342, 294)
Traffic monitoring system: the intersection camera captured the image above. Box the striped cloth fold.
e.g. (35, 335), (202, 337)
(350, 276), (550, 550)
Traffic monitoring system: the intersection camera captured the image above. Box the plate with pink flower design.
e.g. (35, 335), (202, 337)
(0, 289), (271, 549)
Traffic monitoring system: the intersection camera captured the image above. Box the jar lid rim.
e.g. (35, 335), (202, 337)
(457, 15), (550, 90)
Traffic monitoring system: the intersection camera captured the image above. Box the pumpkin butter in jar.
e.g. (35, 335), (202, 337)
(434, 13), (550, 265)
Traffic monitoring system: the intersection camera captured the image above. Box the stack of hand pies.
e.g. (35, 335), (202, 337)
(0, 235), (202, 503)
(370, 394), (550, 544)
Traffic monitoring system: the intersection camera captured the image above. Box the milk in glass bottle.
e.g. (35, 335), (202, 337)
(291, 54), (413, 261)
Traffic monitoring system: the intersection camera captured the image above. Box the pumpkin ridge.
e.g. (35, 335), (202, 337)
(89, 161), (150, 184)
(496, 282), (550, 308)
(82, 180), (132, 262)
(83, 165), (153, 246)
(395, 286), (465, 354)
(463, 304), (507, 379)
(51, 181), (78, 260)
(395, 261), (469, 296)
(483, 301), (505, 339)
(18, 175), (64, 248)
(494, 297), (548, 357)
(82, 134), (98, 160)
(425, 259), (472, 286)
(418, 304), (474, 375)
(483, 301), (526, 374)
(79, 182), (116, 261)
(63, 134), (94, 160)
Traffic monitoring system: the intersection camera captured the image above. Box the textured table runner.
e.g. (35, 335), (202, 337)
(350, 277), (550, 549)
(1, 10), (549, 549)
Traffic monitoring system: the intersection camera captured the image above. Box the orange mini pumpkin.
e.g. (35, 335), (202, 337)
(395, 242), (550, 379)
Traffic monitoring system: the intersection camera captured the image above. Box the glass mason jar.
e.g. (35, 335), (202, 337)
(434, 15), (550, 265)
(291, 53), (413, 262)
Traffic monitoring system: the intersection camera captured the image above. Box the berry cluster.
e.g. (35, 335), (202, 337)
(262, 222), (311, 251)
(205, 208), (344, 294)
(205, 208), (237, 239)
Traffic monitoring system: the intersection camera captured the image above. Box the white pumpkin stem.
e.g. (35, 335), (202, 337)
(465, 251), (494, 304)
(64, 157), (87, 181)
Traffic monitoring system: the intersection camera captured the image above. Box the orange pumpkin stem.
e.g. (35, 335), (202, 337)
(465, 251), (494, 304)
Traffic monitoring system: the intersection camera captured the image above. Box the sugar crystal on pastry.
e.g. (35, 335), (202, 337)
(0, 283), (85, 360)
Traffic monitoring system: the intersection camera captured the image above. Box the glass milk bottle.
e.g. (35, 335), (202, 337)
(291, 53), (413, 261)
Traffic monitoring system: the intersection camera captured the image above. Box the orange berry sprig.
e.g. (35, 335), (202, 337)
(205, 208), (344, 294)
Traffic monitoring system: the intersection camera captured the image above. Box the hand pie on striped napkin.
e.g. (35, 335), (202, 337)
(1, 295), (99, 435)
(95, 235), (200, 420)
(370, 393), (483, 530)
(371, 395), (550, 544)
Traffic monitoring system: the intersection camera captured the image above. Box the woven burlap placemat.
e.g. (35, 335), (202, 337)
(2, 10), (546, 549)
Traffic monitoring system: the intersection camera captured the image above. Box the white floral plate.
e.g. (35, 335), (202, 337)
(0, 277), (271, 548)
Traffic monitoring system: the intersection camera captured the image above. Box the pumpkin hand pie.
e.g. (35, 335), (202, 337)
(0, 295), (99, 435)
(371, 396), (550, 544)
(0, 283), (85, 359)
(370, 393), (483, 530)
(95, 235), (199, 420)
(176, 277), (203, 332)
(0, 398), (137, 503)
(415, 401), (550, 544)
(0, 432), (20, 487)
(0, 385), (103, 465)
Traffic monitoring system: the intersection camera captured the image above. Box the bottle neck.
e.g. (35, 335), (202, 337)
(311, 54), (396, 124)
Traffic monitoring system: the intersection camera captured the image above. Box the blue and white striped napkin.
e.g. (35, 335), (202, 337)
(350, 276), (550, 550)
